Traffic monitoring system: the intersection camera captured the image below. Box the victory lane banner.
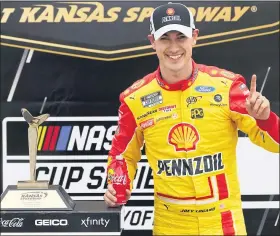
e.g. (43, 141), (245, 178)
(1, 1), (279, 61)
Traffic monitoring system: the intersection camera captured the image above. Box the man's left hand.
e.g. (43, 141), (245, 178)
(245, 74), (270, 120)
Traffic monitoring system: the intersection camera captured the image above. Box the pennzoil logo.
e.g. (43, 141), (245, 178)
(157, 153), (224, 177)
(168, 123), (199, 152)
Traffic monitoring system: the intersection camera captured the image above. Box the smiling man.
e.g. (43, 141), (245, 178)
(104, 2), (279, 235)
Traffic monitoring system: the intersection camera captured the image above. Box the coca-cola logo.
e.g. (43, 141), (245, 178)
(111, 175), (127, 184)
(20, 192), (48, 201)
(0, 218), (24, 228)
(108, 170), (127, 185)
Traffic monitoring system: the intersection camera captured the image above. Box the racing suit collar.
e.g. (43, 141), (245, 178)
(156, 59), (198, 91)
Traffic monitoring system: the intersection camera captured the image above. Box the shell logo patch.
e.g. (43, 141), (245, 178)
(168, 123), (199, 152)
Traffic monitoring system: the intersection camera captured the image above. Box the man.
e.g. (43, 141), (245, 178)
(104, 2), (279, 235)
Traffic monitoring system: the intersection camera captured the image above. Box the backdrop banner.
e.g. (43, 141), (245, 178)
(1, 1), (279, 60)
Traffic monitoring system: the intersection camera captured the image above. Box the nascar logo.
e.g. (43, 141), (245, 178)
(2, 117), (119, 155)
(37, 124), (118, 151)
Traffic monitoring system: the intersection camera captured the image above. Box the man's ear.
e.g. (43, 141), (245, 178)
(192, 29), (199, 46)
(147, 34), (156, 50)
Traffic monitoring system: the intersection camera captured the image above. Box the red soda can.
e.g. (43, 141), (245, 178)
(108, 156), (128, 204)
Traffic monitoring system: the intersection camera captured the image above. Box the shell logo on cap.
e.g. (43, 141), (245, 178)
(166, 8), (175, 16)
(168, 123), (199, 152)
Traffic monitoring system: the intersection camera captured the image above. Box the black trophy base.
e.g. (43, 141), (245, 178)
(0, 201), (124, 235)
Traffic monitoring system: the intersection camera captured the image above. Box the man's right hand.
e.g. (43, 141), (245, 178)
(104, 184), (131, 207)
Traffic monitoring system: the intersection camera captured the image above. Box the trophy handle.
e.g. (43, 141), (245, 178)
(28, 125), (38, 182)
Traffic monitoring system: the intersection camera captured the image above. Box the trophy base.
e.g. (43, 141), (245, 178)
(0, 201), (123, 235)
(17, 180), (49, 189)
(1, 185), (75, 211)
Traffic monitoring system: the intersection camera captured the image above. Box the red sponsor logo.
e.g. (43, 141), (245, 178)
(140, 118), (154, 130)
(159, 105), (176, 112)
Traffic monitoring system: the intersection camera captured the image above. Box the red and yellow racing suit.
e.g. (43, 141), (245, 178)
(107, 60), (279, 235)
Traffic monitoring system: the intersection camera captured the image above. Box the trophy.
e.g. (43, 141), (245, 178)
(1, 109), (75, 211)
(17, 108), (49, 189)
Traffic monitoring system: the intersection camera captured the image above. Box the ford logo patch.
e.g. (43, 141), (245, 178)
(195, 86), (216, 93)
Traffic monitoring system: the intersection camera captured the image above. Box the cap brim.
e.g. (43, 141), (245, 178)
(153, 24), (193, 40)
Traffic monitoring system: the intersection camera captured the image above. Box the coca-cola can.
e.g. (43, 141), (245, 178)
(113, 183), (127, 204)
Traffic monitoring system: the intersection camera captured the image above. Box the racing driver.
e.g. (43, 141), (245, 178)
(104, 2), (280, 235)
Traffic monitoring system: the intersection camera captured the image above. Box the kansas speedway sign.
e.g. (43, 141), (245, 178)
(0, 1), (279, 61)
(2, 117), (153, 201)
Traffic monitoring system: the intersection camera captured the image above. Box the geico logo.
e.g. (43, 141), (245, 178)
(35, 219), (68, 226)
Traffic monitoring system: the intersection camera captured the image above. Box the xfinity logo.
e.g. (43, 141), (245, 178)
(81, 217), (110, 228)
(35, 219), (68, 226)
